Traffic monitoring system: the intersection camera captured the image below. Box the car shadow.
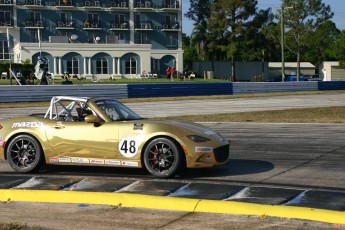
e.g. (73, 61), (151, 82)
(178, 159), (274, 178)
(38, 165), (149, 178)
(9, 159), (274, 179)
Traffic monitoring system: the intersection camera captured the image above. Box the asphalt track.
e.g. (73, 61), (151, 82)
(1, 93), (345, 228)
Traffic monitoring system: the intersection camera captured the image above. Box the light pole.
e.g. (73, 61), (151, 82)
(280, 5), (293, 82)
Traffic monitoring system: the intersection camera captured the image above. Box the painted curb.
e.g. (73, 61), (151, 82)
(0, 189), (345, 225)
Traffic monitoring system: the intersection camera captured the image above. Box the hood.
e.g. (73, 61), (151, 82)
(146, 119), (221, 138)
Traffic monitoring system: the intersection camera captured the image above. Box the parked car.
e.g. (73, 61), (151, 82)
(285, 75), (305, 81)
(265, 75), (283, 82)
(305, 74), (322, 81)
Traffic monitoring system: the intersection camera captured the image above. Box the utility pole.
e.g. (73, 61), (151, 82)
(280, 5), (293, 82)
(281, 5), (285, 82)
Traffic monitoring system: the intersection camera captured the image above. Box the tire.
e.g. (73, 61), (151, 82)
(6, 135), (43, 173)
(143, 138), (181, 178)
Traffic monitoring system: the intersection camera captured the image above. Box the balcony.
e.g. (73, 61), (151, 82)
(83, 0), (101, 10)
(110, 22), (128, 31)
(55, 0), (74, 9)
(161, 1), (180, 11)
(134, 1), (154, 11)
(135, 38), (150, 44)
(161, 23), (180, 31)
(23, 0), (44, 8)
(0, 21), (13, 27)
(0, 0), (13, 5)
(109, 1), (128, 10)
(56, 21), (75, 30)
(25, 20), (44, 29)
(83, 20), (101, 30)
(135, 22), (153, 31)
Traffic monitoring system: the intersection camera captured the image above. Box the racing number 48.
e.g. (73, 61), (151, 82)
(119, 137), (138, 158)
(120, 140), (136, 154)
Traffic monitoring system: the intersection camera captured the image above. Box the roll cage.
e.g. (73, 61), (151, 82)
(44, 96), (94, 121)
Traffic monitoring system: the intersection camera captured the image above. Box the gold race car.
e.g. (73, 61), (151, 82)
(0, 96), (230, 178)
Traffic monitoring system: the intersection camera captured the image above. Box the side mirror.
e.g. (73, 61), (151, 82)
(84, 114), (101, 123)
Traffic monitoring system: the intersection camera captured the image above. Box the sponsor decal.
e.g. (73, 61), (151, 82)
(119, 136), (139, 158)
(90, 159), (105, 164)
(12, 122), (44, 128)
(120, 161), (139, 167)
(49, 157), (58, 163)
(50, 157), (130, 166)
(71, 158), (90, 164)
(58, 157), (71, 163)
(195, 146), (213, 153)
(133, 123), (144, 130)
(105, 160), (121, 165)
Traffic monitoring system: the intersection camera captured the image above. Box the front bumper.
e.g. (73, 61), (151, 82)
(186, 143), (230, 168)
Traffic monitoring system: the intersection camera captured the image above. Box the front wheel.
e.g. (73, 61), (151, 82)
(6, 135), (43, 173)
(143, 138), (181, 178)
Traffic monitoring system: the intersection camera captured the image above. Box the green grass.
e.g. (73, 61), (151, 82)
(159, 106), (345, 123)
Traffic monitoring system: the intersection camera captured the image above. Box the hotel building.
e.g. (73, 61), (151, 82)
(0, 0), (183, 79)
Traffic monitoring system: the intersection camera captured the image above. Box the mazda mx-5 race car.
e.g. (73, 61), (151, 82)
(0, 96), (230, 178)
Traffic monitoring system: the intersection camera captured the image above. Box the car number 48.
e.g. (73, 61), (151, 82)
(119, 137), (139, 158)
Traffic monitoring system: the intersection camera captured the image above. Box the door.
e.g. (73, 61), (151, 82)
(45, 120), (119, 160)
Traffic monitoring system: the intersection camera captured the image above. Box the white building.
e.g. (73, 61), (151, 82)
(320, 62), (345, 81)
(0, 0), (183, 79)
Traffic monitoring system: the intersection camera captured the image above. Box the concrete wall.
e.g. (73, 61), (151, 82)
(2, 81), (345, 102)
(192, 61), (268, 81)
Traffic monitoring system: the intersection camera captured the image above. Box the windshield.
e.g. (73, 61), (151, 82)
(95, 99), (142, 121)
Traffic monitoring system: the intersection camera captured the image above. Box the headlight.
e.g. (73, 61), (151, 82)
(187, 135), (210, 142)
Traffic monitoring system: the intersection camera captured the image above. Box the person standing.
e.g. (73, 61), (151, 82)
(170, 66), (175, 81)
(166, 67), (171, 80)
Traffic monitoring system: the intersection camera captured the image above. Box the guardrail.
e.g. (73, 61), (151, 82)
(0, 81), (345, 103)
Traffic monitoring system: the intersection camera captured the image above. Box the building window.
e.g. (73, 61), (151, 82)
(166, 33), (178, 47)
(87, 13), (99, 27)
(125, 58), (137, 74)
(0, 11), (12, 26)
(0, 41), (10, 60)
(96, 57), (108, 74)
(115, 14), (126, 25)
(136, 32), (148, 44)
(29, 30), (40, 43)
(67, 57), (79, 74)
(59, 12), (73, 27)
(28, 12), (42, 26)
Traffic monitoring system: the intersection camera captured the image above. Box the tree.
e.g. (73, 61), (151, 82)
(207, 0), (257, 81)
(302, 21), (339, 66)
(279, 0), (333, 78)
(182, 33), (199, 71)
(185, 0), (217, 61)
(334, 30), (345, 67)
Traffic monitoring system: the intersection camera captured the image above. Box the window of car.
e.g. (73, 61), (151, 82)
(95, 99), (142, 121)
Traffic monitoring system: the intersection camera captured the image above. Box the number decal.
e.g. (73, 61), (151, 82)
(119, 137), (138, 158)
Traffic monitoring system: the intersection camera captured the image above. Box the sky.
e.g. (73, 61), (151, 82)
(182, 0), (345, 36)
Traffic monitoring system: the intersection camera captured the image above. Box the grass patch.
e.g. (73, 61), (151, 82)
(159, 107), (345, 123)
(0, 222), (47, 230)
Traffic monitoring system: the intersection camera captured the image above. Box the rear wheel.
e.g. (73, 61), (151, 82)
(143, 138), (181, 178)
(6, 135), (43, 173)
